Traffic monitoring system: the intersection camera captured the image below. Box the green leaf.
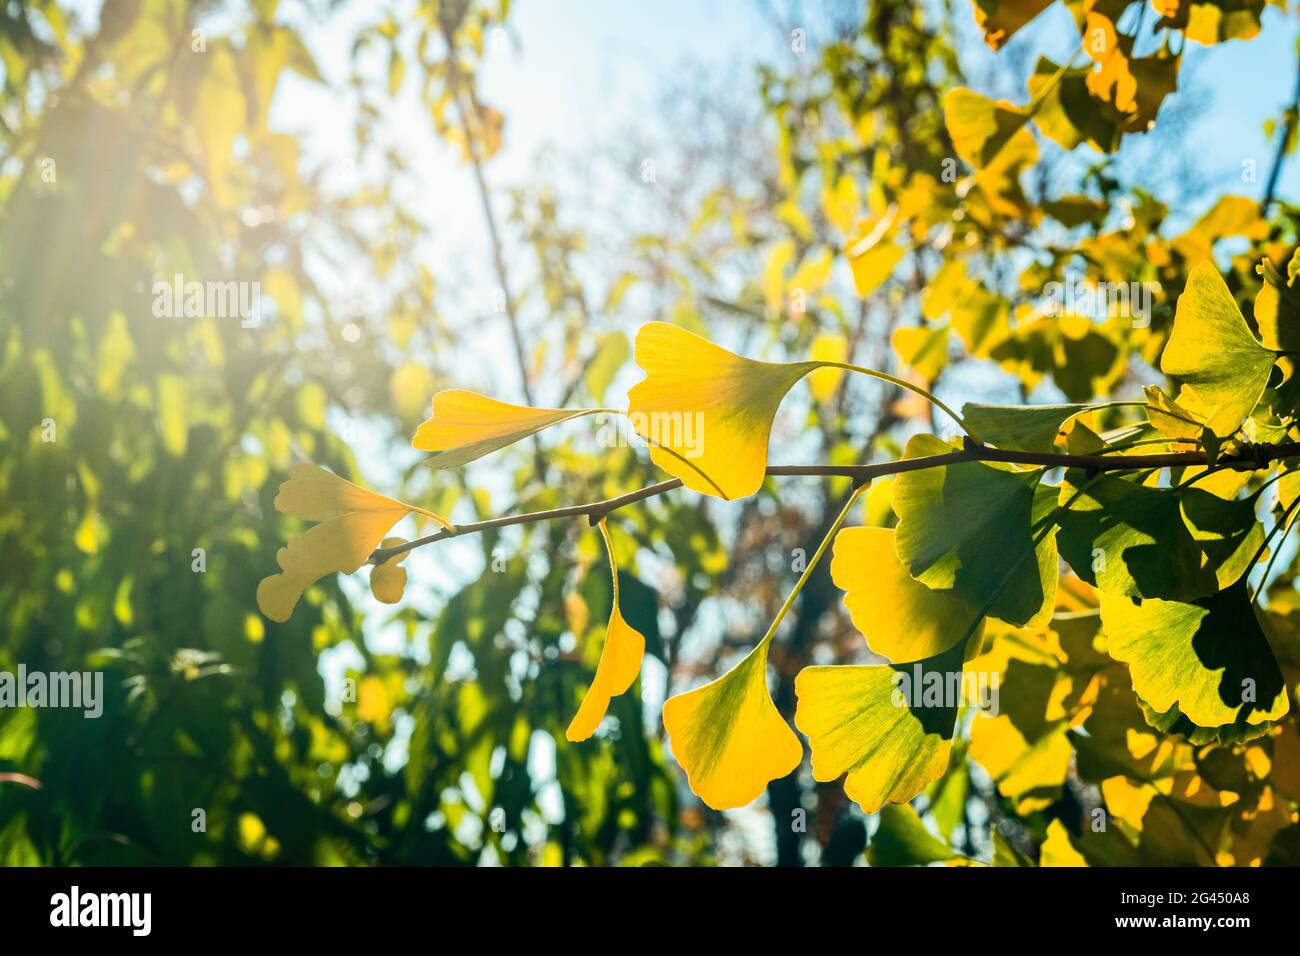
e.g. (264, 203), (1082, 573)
(1100, 583), (1289, 741)
(795, 640), (968, 814)
(1160, 260), (1275, 438)
(893, 434), (1057, 626)
(992, 828), (1035, 867)
(866, 804), (958, 867)
(1056, 472), (1219, 601)
(960, 402), (1097, 453)
(583, 331), (629, 405)
(1179, 486), (1264, 590)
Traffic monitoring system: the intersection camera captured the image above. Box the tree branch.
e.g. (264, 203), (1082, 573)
(368, 439), (1300, 565)
(1262, 52), (1300, 214)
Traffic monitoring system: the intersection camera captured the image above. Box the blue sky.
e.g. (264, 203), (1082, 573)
(274, 0), (1298, 227)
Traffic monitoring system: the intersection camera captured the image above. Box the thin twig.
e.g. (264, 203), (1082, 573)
(369, 440), (1300, 564)
(1262, 52), (1300, 213)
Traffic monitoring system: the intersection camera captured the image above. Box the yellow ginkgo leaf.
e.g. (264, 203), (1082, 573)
(1040, 819), (1088, 867)
(256, 464), (451, 623)
(370, 536), (409, 605)
(830, 526), (978, 663)
(1160, 260), (1276, 438)
(626, 322), (818, 500)
(662, 639), (802, 810)
(412, 388), (606, 469)
(566, 519), (647, 743)
(844, 212), (906, 297)
(807, 332), (848, 403)
(943, 87), (1030, 168)
(794, 640), (968, 814)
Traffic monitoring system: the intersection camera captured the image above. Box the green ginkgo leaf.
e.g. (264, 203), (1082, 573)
(866, 804), (959, 867)
(960, 402), (1098, 453)
(1255, 255), (1300, 352)
(1160, 260), (1275, 438)
(1179, 486), (1264, 590)
(1100, 583), (1289, 740)
(893, 434), (1057, 626)
(1056, 472), (1218, 602)
(794, 640), (969, 814)
(1143, 385), (1209, 441)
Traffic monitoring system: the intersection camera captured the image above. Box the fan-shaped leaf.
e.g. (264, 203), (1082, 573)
(1100, 583), (1288, 740)
(1160, 261), (1275, 438)
(662, 639), (801, 809)
(831, 526), (978, 663)
(566, 520), (647, 742)
(627, 321), (817, 500)
(412, 389), (603, 468)
(893, 434), (1058, 626)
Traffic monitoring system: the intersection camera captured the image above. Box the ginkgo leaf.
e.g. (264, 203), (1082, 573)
(1153, 0), (1263, 45)
(1171, 195), (1268, 264)
(1040, 819), (1088, 867)
(662, 638), (802, 810)
(256, 463), (451, 623)
(794, 640), (969, 814)
(866, 804), (959, 866)
(626, 322), (818, 500)
(1255, 255), (1300, 352)
(808, 332), (848, 403)
(1100, 584), (1289, 739)
(1160, 260), (1275, 438)
(960, 402), (1097, 453)
(412, 388), (604, 469)
(842, 230), (904, 297)
(971, 0), (1053, 50)
(893, 434), (1058, 626)
(1056, 472), (1219, 602)
(943, 87), (1029, 168)
(830, 526), (978, 663)
(968, 659), (1075, 814)
(1143, 385), (1210, 441)
(1029, 58), (1125, 153)
(1179, 486), (1264, 590)
(370, 536), (409, 604)
(566, 520), (646, 743)
(891, 325), (950, 380)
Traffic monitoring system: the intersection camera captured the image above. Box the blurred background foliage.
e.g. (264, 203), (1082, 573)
(1, 0), (1298, 866)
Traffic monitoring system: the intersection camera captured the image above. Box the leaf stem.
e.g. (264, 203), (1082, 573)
(757, 482), (870, 650)
(823, 361), (980, 441)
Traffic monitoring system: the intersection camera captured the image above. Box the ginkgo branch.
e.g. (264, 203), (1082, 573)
(368, 439), (1300, 565)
